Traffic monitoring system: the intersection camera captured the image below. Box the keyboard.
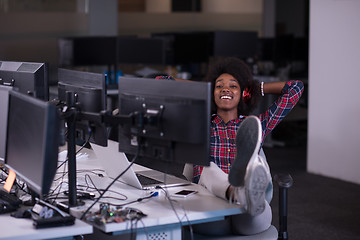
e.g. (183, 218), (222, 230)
(136, 174), (162, 186)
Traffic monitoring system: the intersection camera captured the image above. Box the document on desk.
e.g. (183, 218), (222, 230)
(91, 140), (190, 190)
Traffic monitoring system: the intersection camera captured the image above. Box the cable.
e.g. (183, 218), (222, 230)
(46, 131), (93, 205)
(56, 136), (90, 171)
(112, 191), (158, 208)
(80, 143), (141, 220)
(82, 174), (127, 200)
(83, 174), (103, 197)
(157, 186), (195, 240)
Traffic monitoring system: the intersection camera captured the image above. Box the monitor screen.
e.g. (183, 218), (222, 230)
(257, 37), (276, 61)
(117, 36), (166, 65)
(58, 36), (166, 67)
(152, 32), (213, 65)
(117, 77), (211, 167)
(274, 35), (294, 63)
(213, 31), (258, 59)
(5, 90), (60, 196)
(173, 32), (213, 65)
(58, 36), (118, 67)
(0, 60), (49, 100)
(0, 86), (11, 164)
(57, 68), (108, 146)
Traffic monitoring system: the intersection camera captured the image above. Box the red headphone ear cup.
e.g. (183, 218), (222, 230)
(242, 88), (251, 102)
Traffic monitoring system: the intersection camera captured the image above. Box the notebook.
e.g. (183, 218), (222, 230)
(90, 140), (190, 190)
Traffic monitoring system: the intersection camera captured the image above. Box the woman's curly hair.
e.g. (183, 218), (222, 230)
(204, 57), (261, 115)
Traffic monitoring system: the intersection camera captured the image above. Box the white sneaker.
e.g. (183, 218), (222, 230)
(245, 155), (270, 216)
(228, 116), (262, 186)
(228, 116), (270, 216)
(230, 156), (270, 216)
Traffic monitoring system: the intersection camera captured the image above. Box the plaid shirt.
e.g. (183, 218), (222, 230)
(192, 80), (304, 183)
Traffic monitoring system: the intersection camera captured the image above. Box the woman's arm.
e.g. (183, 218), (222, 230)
(258, 80), (304, 140)
(262, 81), (286, 95)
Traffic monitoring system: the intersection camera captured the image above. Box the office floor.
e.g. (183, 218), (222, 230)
(266, 119), (360, 240)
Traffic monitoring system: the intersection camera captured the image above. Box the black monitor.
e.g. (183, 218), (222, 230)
(292, 37), (309, 61)
(58, 36), (118, 67)
(117, 36), (166, 65)
(0, 60), (49, 100)
(257, 37), (276, 61)
(0, 86), (11, 164)
(57, 68), (108, 147)
(173, 32), (213, 65)
(117, 77), (211, 168)
(5, 90), (60, 196)
(213, 31), (258, 59)
(274, 35), (294, 64)
(152, 32), (213, 65)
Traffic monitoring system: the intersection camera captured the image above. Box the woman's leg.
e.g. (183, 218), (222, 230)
(230, 201), (272, 235)
(194, 116), (272, 235)
(198, 161), (230, 201)
(195, 162), (272, 236)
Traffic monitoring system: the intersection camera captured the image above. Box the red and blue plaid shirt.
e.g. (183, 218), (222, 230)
(192, 80), (304, 183)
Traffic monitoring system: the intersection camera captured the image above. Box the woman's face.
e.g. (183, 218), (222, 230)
(214, 73), (241, 113)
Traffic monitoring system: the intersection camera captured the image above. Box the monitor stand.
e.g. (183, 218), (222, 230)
(58, 91), (85, 211)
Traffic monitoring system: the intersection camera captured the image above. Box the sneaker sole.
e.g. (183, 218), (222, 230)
(246, 163), (268, 216)
(228, 116), (262, 187)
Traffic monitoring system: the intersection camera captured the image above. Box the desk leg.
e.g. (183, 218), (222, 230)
(136, 225), (182, 240)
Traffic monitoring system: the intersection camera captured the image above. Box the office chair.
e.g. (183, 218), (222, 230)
(183, 173), (293, 240)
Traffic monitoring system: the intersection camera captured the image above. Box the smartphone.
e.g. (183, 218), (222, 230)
(171, 190), (198, 198)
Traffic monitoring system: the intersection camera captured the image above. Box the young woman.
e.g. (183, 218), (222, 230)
(158, 57), (304, 235)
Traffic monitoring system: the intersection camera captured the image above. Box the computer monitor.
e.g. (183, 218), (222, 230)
(172, 32), (213, 65)
(5, 90), (60, 196)
(117, 36), (166, 65)
(0, 60), (49, 100)
(257, 37), (276, 61)
(57, 68), (108, 147)
(117, 77), (211, 168)
(213, 31), (258, 59)
(58, 36), (118, 67)
(0, 86), (11, 164)
(152, 32), (213, 65)
(274, 35), (294, 64)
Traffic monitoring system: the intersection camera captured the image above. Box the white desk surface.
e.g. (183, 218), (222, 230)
(0, 215), (92, 240)
(61, 146), (242, 235)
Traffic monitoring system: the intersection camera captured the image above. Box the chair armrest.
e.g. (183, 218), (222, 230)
(274, 173), (293, 189)
(274, 173), (293, 240)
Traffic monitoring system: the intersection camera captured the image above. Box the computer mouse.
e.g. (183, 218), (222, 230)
(10, 208), (32, 219)
(0, 203), (16, 214)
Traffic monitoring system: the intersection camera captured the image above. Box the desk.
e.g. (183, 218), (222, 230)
(0, 215), (92, 240)
(61, 147), (242, 240)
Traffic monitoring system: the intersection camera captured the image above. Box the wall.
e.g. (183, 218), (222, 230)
(0, 12), (88, 80)
(308, 0), (360, 184)
(117, 12), (262, 35)
(0, 0), (263, 70)
(118, 0), (263, 35)
(202, 0), (262, 13)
